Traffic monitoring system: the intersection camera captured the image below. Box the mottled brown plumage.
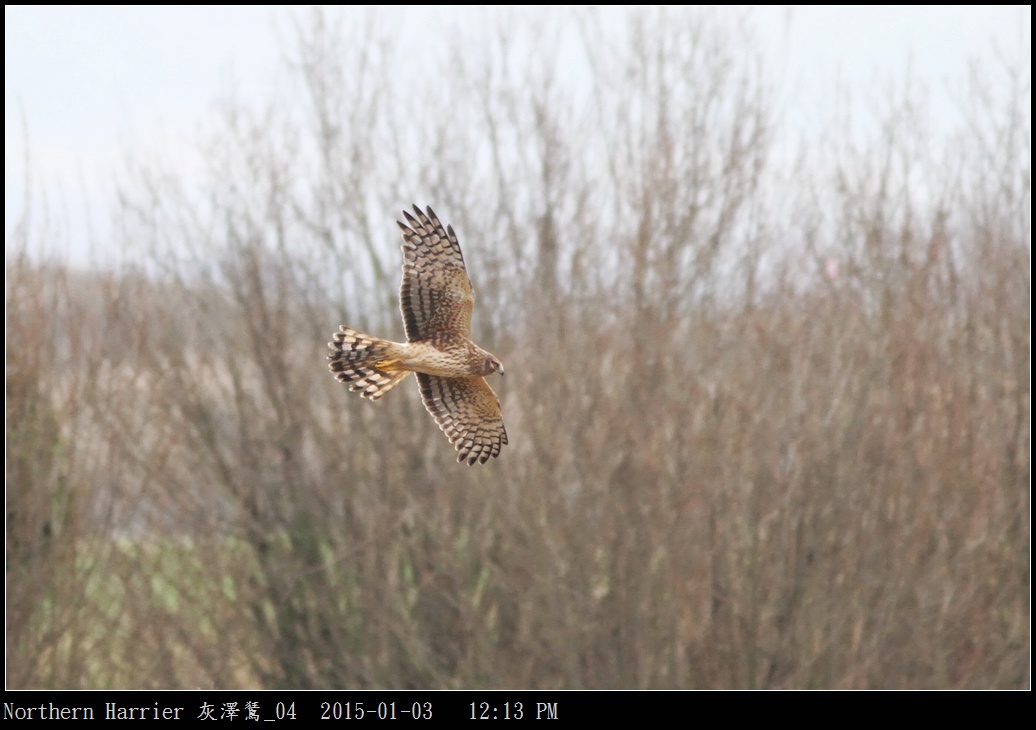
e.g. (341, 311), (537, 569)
(328, 206), (507, 465)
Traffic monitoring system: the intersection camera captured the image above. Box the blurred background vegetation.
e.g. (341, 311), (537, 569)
(6, 9), (1030, 688)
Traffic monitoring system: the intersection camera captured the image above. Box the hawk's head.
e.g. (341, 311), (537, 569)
(484, 355), (505, 377)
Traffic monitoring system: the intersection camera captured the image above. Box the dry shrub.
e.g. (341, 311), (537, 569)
(6, 8), (1028, 688)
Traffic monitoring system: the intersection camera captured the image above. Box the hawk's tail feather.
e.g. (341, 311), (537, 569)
(328, 326), (411, 400)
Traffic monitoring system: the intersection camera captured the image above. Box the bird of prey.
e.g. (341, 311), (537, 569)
(328, 206), (507, 465)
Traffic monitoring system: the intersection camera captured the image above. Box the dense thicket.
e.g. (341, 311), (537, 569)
(7, 9), (1029, 688)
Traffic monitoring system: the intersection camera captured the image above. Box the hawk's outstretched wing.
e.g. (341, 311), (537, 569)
(397, 206), (474, 343)
(416, 374), (508, 465)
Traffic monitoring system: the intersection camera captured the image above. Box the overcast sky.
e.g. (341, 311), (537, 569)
(5, 5), (1030, 264)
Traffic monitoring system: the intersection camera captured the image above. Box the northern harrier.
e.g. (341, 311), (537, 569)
(328, 206), (507, 465)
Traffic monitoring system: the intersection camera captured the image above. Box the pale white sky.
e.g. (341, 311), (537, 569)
(4, 5), (1030, 264)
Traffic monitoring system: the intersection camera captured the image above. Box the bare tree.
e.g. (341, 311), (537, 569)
(6, 8), (1028, 688)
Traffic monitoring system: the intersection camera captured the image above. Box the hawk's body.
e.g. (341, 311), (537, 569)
(328, 206), (507, 465)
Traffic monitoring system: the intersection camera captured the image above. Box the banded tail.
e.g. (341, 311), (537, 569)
(328, 326), (412, 400)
